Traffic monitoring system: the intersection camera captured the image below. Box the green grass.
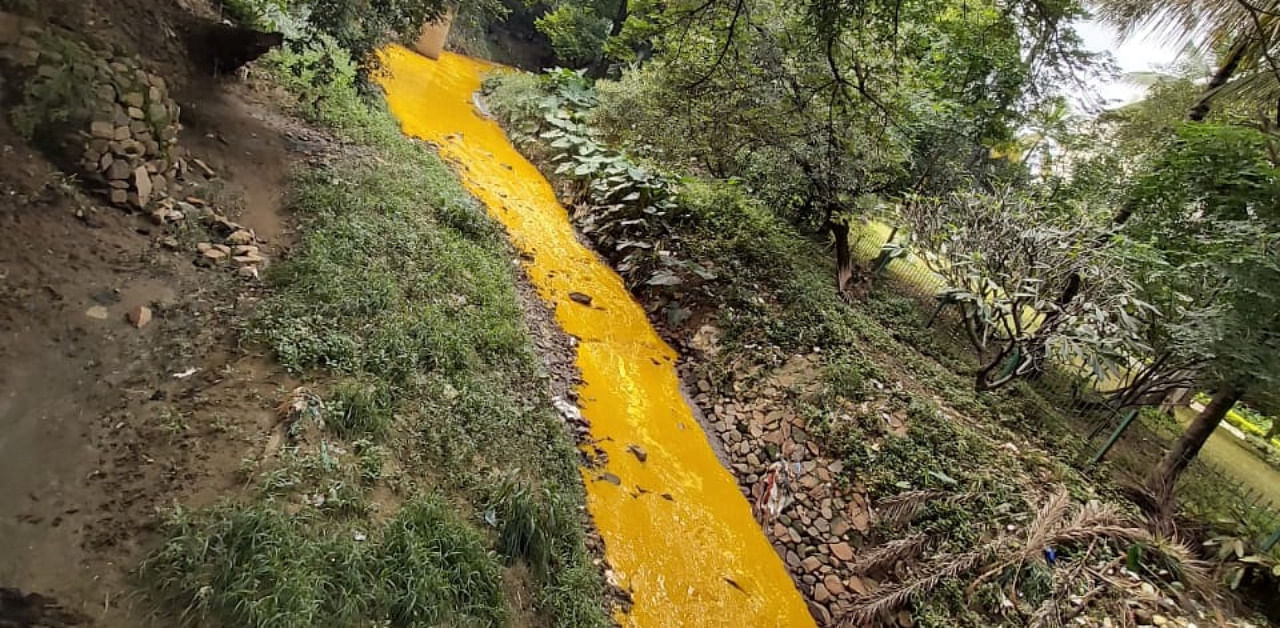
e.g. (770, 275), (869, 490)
(141, 42), (609, 628)
(143, 497), (508, 628)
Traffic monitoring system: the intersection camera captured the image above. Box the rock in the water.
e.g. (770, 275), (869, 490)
(127, 305), (152, 328)
(626, 444), (648, 462)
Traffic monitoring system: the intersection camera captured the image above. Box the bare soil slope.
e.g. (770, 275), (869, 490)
(0, 1), (323, 622)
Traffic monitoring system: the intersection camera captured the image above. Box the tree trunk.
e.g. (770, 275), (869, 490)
(1146, 385), (1245, 497)
(974, 342), (1019, 392)
(831, 220), (855, 295)
(1188, 39), (1247, 122)
(587, 0), (628, 78)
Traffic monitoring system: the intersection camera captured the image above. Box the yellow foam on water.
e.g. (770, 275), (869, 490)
(376, 45), (816, 628)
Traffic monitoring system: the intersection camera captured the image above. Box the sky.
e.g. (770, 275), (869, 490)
(1072, 18), (1188, 109)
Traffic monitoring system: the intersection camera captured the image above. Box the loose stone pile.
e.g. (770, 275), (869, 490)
(684, 347), (877, 625)
(680, 328), (1255, 628)
(1, 12), (268, 278)
(80, 62), (183, 208)
(0, 12), (184, 209)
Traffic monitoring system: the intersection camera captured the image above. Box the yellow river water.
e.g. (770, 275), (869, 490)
(376, 46), (815, 627)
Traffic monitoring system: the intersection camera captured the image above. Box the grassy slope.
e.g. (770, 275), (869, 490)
(141, 47), (609, 628)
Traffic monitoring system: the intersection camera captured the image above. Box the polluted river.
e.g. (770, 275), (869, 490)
(376, 46), (815, 627)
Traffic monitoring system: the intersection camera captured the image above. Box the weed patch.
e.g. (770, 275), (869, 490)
(142, 497), (508, 627)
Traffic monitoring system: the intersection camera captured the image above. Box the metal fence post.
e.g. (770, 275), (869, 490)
(1090, 408), (1139, 466)
(1263, 524), (1280, 553)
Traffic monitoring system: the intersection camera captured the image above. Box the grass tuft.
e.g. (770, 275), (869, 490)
(326, 379), (395, 439)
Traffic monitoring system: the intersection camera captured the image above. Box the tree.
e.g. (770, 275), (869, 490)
(903, 187), (1153, 392)
(592, 0), (1091, 296)
(1123, 123), (1280, 497)
(1097, 0), (1280, 122)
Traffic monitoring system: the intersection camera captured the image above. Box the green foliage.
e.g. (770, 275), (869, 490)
(536, 4), (611, 66)
(249, 121), (527, 383)
(215, 0), (290, 30)
(260, 36), (372, 129)
(1127, 123), (1280, 404)
(904, 188), (1154, 391)
(141, 497), (509, 628)
(822, 353), (876, 401)
(296, 0), (448, 68)
(7, 32), (96, 141)
(488, 69), (717, 290)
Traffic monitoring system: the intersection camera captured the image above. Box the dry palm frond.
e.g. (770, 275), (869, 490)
(1065, 499), (1127, 529)
(875, 490), (947, 529)
(1044, 521), (1214, 602)
(849, 488), (1222, 626)
(1095, 0), (1280, 52)
(1023, 489), (1072, 561)
(849, 534), (931, 575)
(844, 549), (989, 626)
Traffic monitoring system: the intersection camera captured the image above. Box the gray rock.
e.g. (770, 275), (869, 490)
(106, 159), (132, 180)
(90, 120), (114, 139)
(807, 601), (831, 624)
(133, 166), (152, 204)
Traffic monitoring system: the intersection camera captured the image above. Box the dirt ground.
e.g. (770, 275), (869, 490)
(0, 2), (331, 622)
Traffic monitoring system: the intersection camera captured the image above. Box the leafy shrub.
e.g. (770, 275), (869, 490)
(215, 0), (289, 30)
(487, 69), (715, 291)
(535, 4), (611, 67)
